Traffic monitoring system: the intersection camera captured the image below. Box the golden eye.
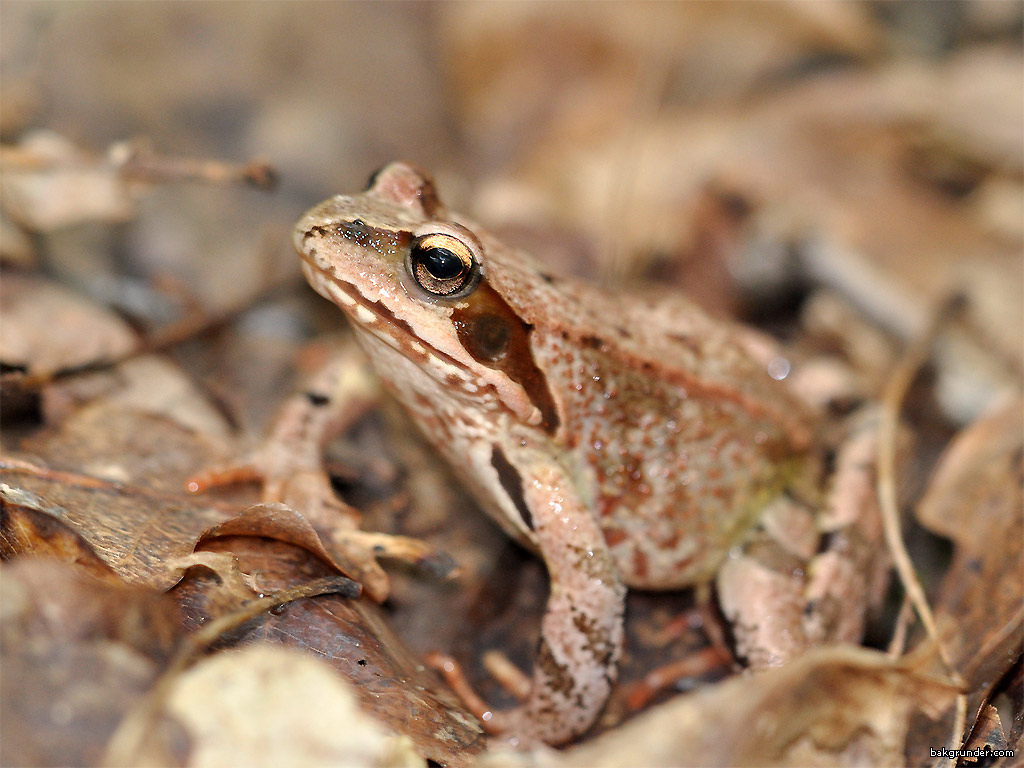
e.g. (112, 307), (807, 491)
(407, 233), (480, 298)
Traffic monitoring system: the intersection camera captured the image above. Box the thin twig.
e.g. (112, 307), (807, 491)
(875, 294), (967, 767)
(886, 593), (915, 658)
(4, 275), (300, 393)
(101, 575), (359, 767)
(877, 293), (964, 672)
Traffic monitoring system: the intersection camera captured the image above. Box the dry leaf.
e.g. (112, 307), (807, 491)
(907, 397), (1024, 763)
(171, 537), (485, 767)
(0, 463), (232, 590)
(482, 646), (956, 768)
(0, 559), (185, 767)
(0, 272), (138, 379)
(0, 130), (138, 230)
(167, 644), (424, 768)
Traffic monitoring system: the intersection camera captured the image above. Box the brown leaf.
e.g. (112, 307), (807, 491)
(166, 644), (424, 768)
(20, 397), (231, 497)
(0, 457), (234, 590)
(916, 396), (1024, 671)
(0, 272), (138, 381)
(506, 646), (956, 768)
(908, 397), (1024, 761)
(0, 559), (186, 767)
(963, 704), (1009, 758)
(6, 390), (405, 597)
(199, 502), (366, 593)
(171, 537), (486, 767)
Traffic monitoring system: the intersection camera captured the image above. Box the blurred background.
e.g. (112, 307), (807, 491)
(2, 6), (1021, 761)
(3, 1), (1022, 520)
(3, 2), (1021, 338)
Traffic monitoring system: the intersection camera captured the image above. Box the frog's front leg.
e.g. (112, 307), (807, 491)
(440, 461), (626, 746)
(188, 341), (377, 521)
(188, 342), (444, 602)
(507, 464), (626, 744)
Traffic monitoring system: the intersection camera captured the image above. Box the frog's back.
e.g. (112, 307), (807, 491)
(482, 239), (814, 588)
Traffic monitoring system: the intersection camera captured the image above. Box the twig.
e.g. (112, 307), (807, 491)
(112, 141), (278, 190)
(101, 575), (359, 767)
(875, 293), (967, 766)
(3, 275), (300, 393)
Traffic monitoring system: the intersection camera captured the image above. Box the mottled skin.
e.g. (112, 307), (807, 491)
(292, 163), (885, 746)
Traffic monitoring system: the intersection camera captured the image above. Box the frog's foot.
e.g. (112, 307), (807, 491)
(187, 335), (382, 518)
(187, 450), (359, 525)
(190, 453), (458, 602)
(426, 651), (546, 744)
(621, 646), (732, 710)
(426, 652), (519, 734)
(189, 454), (384, 591)
(716, 410), (886, 668)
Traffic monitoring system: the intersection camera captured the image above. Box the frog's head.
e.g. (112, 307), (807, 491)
(293, 162), (559, 434)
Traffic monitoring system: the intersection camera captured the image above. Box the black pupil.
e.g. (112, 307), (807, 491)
(420, 247), (464, 280)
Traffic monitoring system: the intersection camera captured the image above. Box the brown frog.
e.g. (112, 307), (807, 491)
(280, 163), (886, 745)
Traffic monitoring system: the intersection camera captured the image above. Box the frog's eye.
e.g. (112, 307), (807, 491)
(407, 232), (480, 298)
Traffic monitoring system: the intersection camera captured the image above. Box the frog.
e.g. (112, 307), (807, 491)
(288, 162), (888, 746)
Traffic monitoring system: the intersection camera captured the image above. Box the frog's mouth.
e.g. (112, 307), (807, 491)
(296, 249), (472, 377)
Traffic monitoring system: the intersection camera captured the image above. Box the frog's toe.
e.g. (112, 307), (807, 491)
(185, 454), (265, 493)
(481, 650), (532, 701)
(425, 652), (522, 736)
(325, 530), (393, 602)
(335, 530), (460, 581)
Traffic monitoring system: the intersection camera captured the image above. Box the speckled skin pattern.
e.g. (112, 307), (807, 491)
(292, 163), (881, 746)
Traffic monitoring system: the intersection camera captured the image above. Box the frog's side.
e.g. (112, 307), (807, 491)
(292, 163), (886, 746)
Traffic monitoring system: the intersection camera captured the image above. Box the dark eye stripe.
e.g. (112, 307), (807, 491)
(452, 281), (559, 434)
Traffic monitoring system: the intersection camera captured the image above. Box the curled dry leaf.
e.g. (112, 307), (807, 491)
(0, 272), (138, 382)
(170, 537), (485, 767)
(0, 559), (186, 768)
(907, 397), (1024, 762)
(0, 130), (138, 231)
(481, 646), (956, 768)
(166, 644), (423, 768)
(199, 502), (374, 596)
